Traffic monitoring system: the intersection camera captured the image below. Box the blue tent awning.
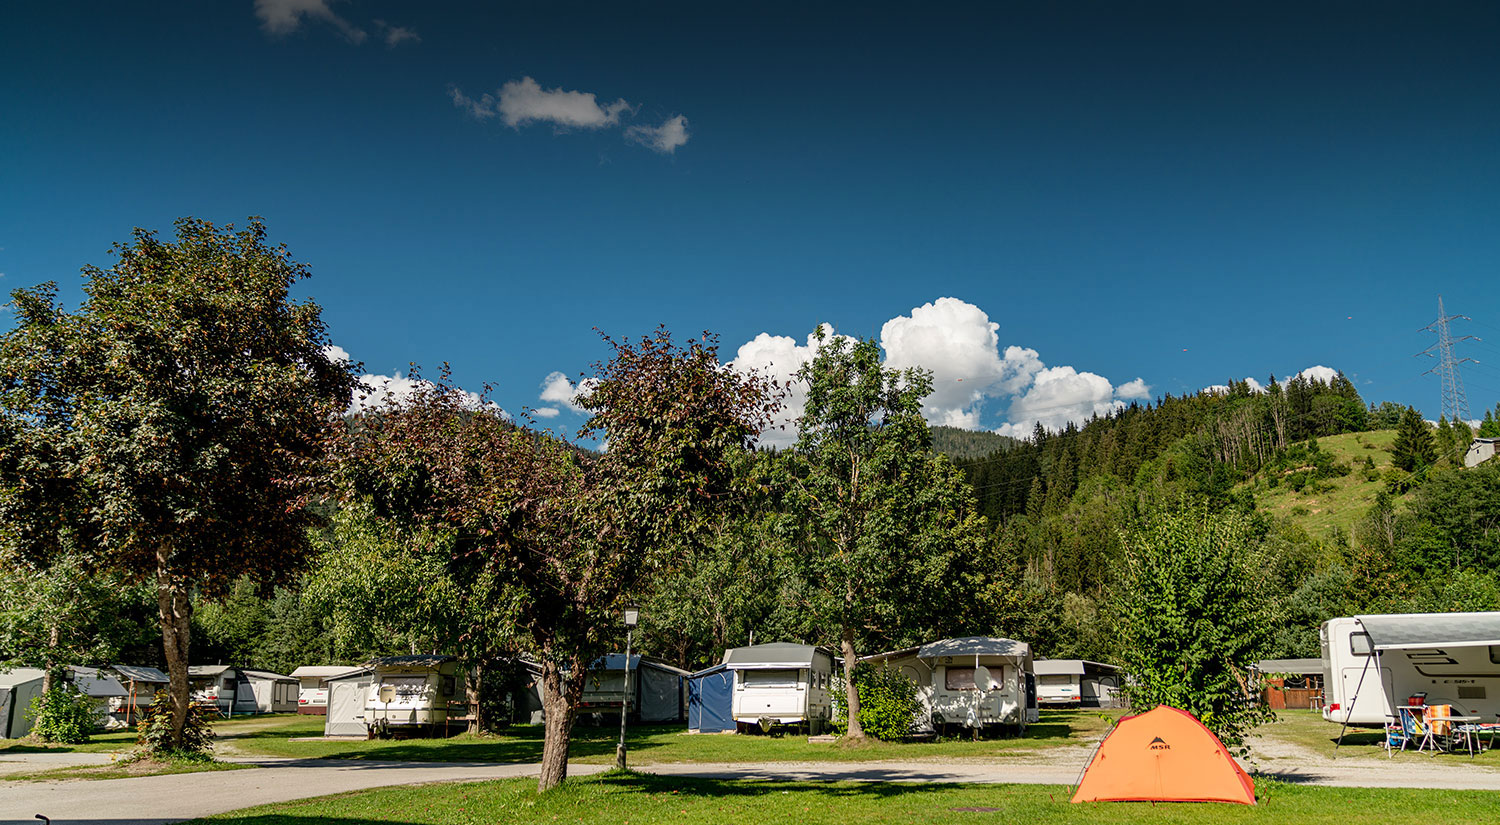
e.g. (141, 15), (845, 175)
(687, 664), (734, 733)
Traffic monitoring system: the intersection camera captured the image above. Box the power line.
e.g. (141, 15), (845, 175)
(1415, 295), (1478, 422)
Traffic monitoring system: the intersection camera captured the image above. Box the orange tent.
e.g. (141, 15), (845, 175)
(1071, 705), (1255, 805)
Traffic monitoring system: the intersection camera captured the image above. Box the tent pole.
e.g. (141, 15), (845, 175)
(1335, 647), (1375, 751)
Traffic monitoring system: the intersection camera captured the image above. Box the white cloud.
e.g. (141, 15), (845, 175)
(727, 325), (851, 448)
(1296, 365), (1340, 384)
(532, 407), (561, 419)
(321, 344), (351, 364)
(253, 0), (366, 43)
(349, 372), (501, 417)
(451, 77), (633, 129)
(625, 115), (691, 154)
(995, 366), (1127, 438)
(374, 19), (419, 47)
(1200, 376), (1265, 395)
(539, 371), (596, 413)
(1116, 377), (1152, 400)
(730, 297), (1151, 442)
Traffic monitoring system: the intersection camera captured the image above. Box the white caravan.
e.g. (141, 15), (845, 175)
(290, 666), (363, 715)
(364, 655), (465, 734)
(863, 636), (1034, 734)
(724, 643), (835, 733)
(1322, 612), (1500, 727)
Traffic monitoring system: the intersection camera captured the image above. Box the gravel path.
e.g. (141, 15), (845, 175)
(3, 740), (1500, 824)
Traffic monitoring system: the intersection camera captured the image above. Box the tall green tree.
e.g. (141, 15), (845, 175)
(784, 329), (987, 740)
(329, 330), (774, 790)
(1391, 406), (1437, 472)
(1116, 508), (1274, 748)
(0, 218), (356, 748)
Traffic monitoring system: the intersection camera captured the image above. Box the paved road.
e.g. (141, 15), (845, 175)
(3, 751), (1499, 824)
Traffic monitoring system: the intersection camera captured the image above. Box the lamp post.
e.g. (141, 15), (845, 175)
(616, 604), (640, 770)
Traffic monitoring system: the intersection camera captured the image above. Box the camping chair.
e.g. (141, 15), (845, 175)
(1394, 705), (1434, 754)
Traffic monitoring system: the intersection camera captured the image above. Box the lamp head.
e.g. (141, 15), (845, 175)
(623, 605), (641, 629)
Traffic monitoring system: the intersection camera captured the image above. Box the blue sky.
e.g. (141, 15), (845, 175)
(3, 1), (1499, 442)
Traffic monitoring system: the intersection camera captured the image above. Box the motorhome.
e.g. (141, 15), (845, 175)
(1321, 612), (1500, 727)
(724, 643), (836, 733)
(863, 636), (1035, 735)
(1033, 660), (1122, 707)
(363, 655), (465, 735)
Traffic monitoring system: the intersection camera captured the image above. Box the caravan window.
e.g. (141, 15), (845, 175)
(946, 667), (977, 691)
(743, 670), (798, 689)
(1490, 646), (1500, 665)
(1350, 632), (1372, 656)
(382, 676), (427, 697)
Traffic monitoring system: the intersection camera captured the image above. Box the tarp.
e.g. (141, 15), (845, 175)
(1355, 612), (1500, 650)
(0, 669), (44, 739)
(109, 665), (168, 684)
(687, 665), (734, 732)
(324, 676), (372, 736)
(918, 637), (1031, 661)
(1071, 705), (1255, 805)
(723, 643), (827, 670)
(638, 663), (684, 722)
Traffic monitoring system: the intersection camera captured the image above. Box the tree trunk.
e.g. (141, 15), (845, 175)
(537, 650), (584, 791)
(40, 623), (60, 695)
(466, 658), (485, 735)
(841, 625), (864, 740)
(155, 554), (193, 749)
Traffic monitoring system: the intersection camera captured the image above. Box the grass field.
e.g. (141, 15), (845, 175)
(192, 771), (1500, 825)
(1243, 430), (1403, 539)
(216, 710), (1121, 764)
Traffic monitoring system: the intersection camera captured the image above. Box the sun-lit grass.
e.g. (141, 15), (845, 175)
(1244, 430), (1404, 539)
(192, 770), (1500, 825)
(216, 710), (1121, 764)
(1, 756), (246, 782)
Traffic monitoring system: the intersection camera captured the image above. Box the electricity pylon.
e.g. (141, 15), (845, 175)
(1416, 295), (1478, 423)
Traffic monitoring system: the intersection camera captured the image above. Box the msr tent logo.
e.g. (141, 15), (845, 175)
(1148, 736), (1170, 751)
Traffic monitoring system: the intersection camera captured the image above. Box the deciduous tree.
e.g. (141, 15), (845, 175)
(0, 218), (355, 748)
(328, 330), (773, 790)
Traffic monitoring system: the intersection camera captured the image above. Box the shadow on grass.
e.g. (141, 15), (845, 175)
(232, 724), (680, 765)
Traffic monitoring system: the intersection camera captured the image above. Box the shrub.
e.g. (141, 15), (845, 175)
(27, 684), (98, 744)
(831, 664), (920, 741)
(137, 691), (215, 757)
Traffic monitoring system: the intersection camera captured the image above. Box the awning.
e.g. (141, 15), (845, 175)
(917, 637), (1031, 660)
(1356, 613), (1500, 650)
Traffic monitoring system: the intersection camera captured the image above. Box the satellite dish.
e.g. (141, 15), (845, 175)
(974, 665), (994, 692)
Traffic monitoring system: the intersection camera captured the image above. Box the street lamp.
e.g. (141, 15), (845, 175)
(616, 605), (641, 770)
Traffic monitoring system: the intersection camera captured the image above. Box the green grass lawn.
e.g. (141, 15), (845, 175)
(1258, 709), (1500, 765)
(218, 710), (1120, 764)
(1, 757), (247, 782)
(1243, 430), (1403, 540)
(0, 727), (139, 754)
(192, 771), (1500, 825)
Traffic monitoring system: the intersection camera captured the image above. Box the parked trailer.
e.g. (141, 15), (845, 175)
(1321, 612), (1500, 728)
(725, 643), (836, 734)
(863, 636), (1034, 735)
(290, 666), (364, 715)
(364, 655), (465, 735)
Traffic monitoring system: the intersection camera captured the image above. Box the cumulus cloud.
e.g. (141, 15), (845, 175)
(322, 344), (351, 364)
(730, 297), (1151, 442)
(1296, 365), (1340, 384)
(374, 19), (419, 47)
(727, 325), (851, 447)
(253, 0), (366, 43)
(451, 77), (633, 129)
(625, 115), (691, 154)
(532, 407), (561, 419)
(995, 366), (1132, 438)
(539, 371), (597, 413)
(349, 372), (500, 417)
(1200, 376), (1267, 395)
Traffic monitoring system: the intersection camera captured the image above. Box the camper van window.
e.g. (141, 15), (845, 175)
(1490, 646), (1500, 665)
(946, 667), (977, 691)
(1350, 632), (1372, 656)
(442, 676), (456, 696)
(382, 675), (427, 696)
(743, 670), (798, 689)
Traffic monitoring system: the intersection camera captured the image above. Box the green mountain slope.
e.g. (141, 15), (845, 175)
(1241, 429), (1404, 538)
(929, 426), (1019, 461)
